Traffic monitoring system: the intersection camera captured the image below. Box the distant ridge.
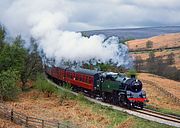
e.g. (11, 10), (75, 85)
(81, 26), (180, 40)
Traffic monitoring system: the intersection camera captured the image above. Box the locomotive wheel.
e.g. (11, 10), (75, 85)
(126, 102), (133, 109)
(112, 91), (118, 105)
(139, 103), (144, 109)
(102, 92), (107, 102)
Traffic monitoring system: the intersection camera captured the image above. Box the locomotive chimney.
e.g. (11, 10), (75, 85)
(131, 74), (136, 78)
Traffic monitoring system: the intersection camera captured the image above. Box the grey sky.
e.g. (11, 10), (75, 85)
(66, 0), (180, 30)
(0, 0), (180, 32)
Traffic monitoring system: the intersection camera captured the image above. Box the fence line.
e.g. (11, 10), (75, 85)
(0, 103), (75, 128)
(142, 79), (180, 105)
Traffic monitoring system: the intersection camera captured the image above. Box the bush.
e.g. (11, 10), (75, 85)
(126, 69), (137, 78)
(146, 40), (153, 48)
(34, 74), (57, 97)
(56, 88), (75, 105)
(63, 83), (72, 90)
(0, 70), (20, 101)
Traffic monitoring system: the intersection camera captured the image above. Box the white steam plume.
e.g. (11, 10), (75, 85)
(0, 0), (133, 68)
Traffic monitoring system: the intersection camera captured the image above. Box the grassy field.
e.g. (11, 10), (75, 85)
(3, 75), (176, 128)
(41, 76), (176, 128)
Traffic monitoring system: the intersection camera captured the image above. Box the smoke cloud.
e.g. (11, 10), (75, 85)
(0, 0), (133, 68)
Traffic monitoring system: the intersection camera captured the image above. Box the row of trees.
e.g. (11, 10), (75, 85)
(134, 51), (180, 81)
(0, 25), (43, 101)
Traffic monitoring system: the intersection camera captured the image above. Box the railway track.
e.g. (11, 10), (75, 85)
(142, 108), (180, 121)
(134, 109), (180, 124)
(47, 78), (180, 127)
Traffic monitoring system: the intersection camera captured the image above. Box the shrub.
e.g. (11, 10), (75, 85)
(126, 69), (137, 78)
(0, 70), (20, 101)
(63, 83), (72, 90)
(57, 89), (75, 105)
(34, 74), (57, 97)
(146, 40), (153, 48)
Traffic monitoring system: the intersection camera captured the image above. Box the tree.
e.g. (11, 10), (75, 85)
(146, 40), (153, 49)
(155, 57), (166, 75)
(20, 38), (43, 90)
(0, 36), (27, 73)
(134, 56), (143, 72)
(0, 70), (20, 101)
(166, 52), (175, 65)
(0, 25), (6, 48)
(146, 52), (156, 73)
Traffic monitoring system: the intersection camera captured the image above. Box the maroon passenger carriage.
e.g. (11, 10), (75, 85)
(46, 65), (101, 91)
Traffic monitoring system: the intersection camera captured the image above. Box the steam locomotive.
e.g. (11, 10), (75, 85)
(45, 65), (148, 109)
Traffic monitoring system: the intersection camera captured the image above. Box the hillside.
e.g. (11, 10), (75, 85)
(82, 26), (180, 39)
(127, 33), (180, 70)
(127, 33), (180, 51)
(138, 73), (180, 115)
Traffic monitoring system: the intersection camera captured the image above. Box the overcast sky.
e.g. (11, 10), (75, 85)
(0, 0), (180, 32)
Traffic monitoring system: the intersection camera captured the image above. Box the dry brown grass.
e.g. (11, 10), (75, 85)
(138, 73), (180, 111)
(0, 118), (21, 128)
(127, 33), (180, 50)
(4, 90), (110, 128)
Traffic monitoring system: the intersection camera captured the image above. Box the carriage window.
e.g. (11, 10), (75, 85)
(86, 77), (89, 83)
(83, 76), (86, 82)
(80, 75), (82, 81)
(86, 76), (88, 82)
(76, 74), (78, 80)
(88, 77), (91, 84)
(90, 78), (92, 84)
(77, 74), (79, 80)
(70, 73), (73, 79)
(69, 73), (71, 78)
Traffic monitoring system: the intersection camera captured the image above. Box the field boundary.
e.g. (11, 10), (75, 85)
(129, 46), (180, 53)
(0, 103), (75, 128)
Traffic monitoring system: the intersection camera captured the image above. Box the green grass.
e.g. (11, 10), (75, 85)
(146, 104), (180, 116)
(134, 117), (175, 128)
(34, 74), (57, 95)
(159, 108), (180, 116)
(76, 97), (128, 127)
